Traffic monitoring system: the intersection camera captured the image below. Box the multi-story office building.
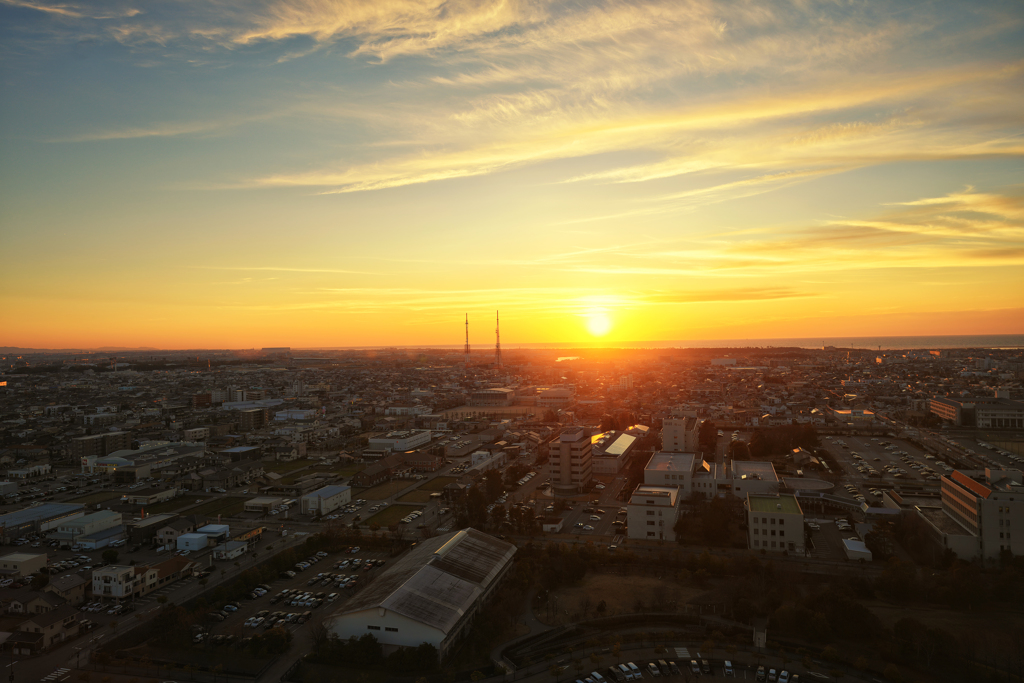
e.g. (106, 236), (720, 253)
(933, 469), (1024, 559)
(661, 417), (700, 453)
(236, 408), (269, 431)
(746, 493), (805, 554)
(70, 431), (132, 460)
(930, 396), (1024, 429)
(548, 428), (592, 495)
(626, 486), (679, 542)
(643, 452), (697, 493)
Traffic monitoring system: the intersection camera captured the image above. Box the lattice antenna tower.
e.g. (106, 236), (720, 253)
(464, 313), (471, 365)
(495, 310), (502, 367)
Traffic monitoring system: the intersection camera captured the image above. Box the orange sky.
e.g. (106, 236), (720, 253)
(1, 0), (1023, 348)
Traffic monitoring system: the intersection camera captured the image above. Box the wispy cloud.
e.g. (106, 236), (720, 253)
(190, 265), (373, 275)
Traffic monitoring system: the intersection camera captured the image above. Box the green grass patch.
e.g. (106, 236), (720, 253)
(189, 496), (247, 518)
(263, 459), (315, 474)
(145, 495), (214, 515)
(418, 476), (458, 492)
(396, 490), (433, 504)
(357, 480), (415, 500)
(69, 491), (121, 505)
(363, 504), (422, 528)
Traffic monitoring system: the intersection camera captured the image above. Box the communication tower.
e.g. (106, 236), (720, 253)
(495, 310), (502, 368)
(464, 314), (471, 365)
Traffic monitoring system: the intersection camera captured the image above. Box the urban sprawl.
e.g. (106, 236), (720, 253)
(0, 343), (1022, 683)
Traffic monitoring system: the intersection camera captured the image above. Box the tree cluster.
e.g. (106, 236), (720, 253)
(746, 424), (819, 460)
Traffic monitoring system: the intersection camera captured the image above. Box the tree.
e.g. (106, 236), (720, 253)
(698, 420), (718, 452)
(102, 549), (119, 564)
(30, 573), (49, 590)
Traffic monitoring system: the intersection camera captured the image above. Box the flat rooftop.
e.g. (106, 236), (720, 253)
(917, 506), (974, 536)
(748, 494), (802, 515)
(733, 461), (780, 483)
(0, 503), (84, 527)
(630, 485), (679, 505)
(646, 453), (696, 472)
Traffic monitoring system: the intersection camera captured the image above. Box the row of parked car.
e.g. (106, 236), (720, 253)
(756, 666), (799, 682)
(81, 601), (135, 616)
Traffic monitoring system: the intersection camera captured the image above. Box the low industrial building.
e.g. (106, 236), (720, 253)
(0, 504), (85, 542)
(126, 513), (179, 547)
(125, 487), (179, 506)
(591, 431), (638, 475)
(244, 497), (282, 513)
(300, 485), (352, 516)
(843, 538), (873, 561)
(324, 528), (515, 660)
(196, 524), (231, 543)
(176, 533), (212, 551)
(746, 493), (805, 555)
(212, 541), (248, 560)
(52, 510), (121, 542)
(368, 430), (432, 453)
(75, 525), (127, 550)
(0, 552), (47, 578)
(81, 441), (205, 474)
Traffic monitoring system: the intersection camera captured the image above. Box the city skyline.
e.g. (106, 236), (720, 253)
(2, 0), (1023, 348)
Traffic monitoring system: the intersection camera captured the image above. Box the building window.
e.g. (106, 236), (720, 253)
(771, 518), (776, 525)
(647, 521), (655, 526)
(754, 529), (759, 535)
(385, 627), (398, 632)
(771, 541), (776, 548)
(368, 625), (380, 630)
(647, 511), (655, 516)
(779, 531), (785, 537)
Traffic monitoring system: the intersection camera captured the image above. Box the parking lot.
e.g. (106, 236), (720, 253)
(820, 435), (950, 495)
(193, 544), (391, 645)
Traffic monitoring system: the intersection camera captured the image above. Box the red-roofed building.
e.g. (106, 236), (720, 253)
(926, 468), (1024, 560)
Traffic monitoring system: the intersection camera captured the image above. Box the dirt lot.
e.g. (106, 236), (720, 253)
(358, 480), (416, 500)
(264, 459), (315, 473)
(419, 476), (458, 492)
(397, 490), (433, 503)
(189, 496), (247, 518)
(537, 573), (704, 625)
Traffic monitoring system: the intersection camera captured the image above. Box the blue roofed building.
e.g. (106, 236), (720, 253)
(300, 484), (352, 516)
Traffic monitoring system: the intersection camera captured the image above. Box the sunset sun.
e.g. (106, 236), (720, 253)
(586, 311), (613, 337)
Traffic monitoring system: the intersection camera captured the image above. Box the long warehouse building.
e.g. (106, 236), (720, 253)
(323, 528), (515, 660)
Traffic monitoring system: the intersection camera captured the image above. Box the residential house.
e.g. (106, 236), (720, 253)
(15, 603), (79, 650)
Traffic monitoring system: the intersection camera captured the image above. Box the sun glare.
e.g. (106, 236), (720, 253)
(586, 311), (612, 337)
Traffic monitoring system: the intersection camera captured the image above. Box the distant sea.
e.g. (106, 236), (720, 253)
(516, 335), (1024, 350)
(323, 334), (1024, 351)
